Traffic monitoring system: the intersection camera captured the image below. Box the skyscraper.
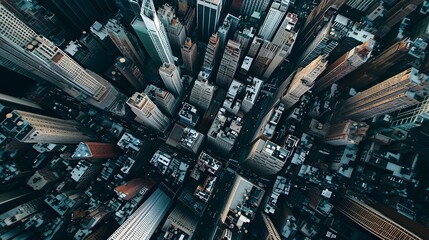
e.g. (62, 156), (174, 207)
(41, 0), (117, 32)
(0, 4), (126, 115)
(376, 0), (424, 38)
(312, 40), (374, 94)
(240, 0), (271, 16)
(181, 38), (198, 75)
(105, 19), (146, 70)
(159, 63), (184, 96)
(144, 84), (179, 116)
(282, 55), (328, 109)
(340, 39), (426, 91)
(258, 0), (289, 41)
(114, 57), (147, 91)
(0, 109), (95, 144)
(197, 0), (223, 43)
(108, 186), (173, 240)
(263, 12), (298, 79)
(250, 39), (278, 77)
(203, 32), (220, 67)
(157, 4), (187, 55)
(336, 192), (429, 240)
(127, 92), (171, 132)
(346, 0), (377, 11)
(391, 96), (429, 130)
(242, 139), (290, 176)
(137, 0), (175, 65)
(336, 68), (429, 121)
(296, 16), (343, 67)
(216, 40), (241, 88)
(324, 120), (369, 145)
(190, 78), (216, 111)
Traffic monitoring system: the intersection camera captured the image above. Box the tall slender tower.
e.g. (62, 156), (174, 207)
(312, 40), (374, 94)
(282, 55), (328, 109)
(138, 0), (175, 65)
(340, 39), (426, 91)
(216, 40), (241, 89)
(240, 0), (271, 16)
(181, 38), (198, 75)
(0, 4), (126, 115)
(336, 192), (429, 240)
(105, 19), (146, 70)
(250, 39), (278, 77)
(263, 12), (299, 79)
(203, 33), (220, 67)
(336, 68), (429, 121)
(258, 0), (289, 41)
(0, 108), (96, 144)
(157, 4), (187, 55)
(296, 17), (342, 67)
(197, 0), (223, 43)
(159, 63), (184, 97)
(127, 92), (171, 132)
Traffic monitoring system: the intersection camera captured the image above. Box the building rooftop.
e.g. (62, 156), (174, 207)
(241, 56), (253, 71)
(223, 80), (244, 114)
(117, 132), (143, 152)
(179, 103), (199, 126)
(262, 140), (289, 161)
(244, 78), (263, 105)
(208, 108), (243, 145)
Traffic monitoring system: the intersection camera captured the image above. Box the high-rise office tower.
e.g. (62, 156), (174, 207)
(159, 63), (184, 96)
(116, 0), (138, 24)
(1, 0), (66, 45)
(190, 78), (216, 111)
(234, 26), (256, 58)
(337, 68), (429, 121)
(240, 0), (271, 16)
(182, 6), (197, 35)
(217, 18), (232, 51)
(312, 40), (374, 94)
(254, 213), (282, 240)
(241, 139), (290, 176)
(177, 0), (189, 17)
(197, 0), (223, 43)
(157, 4), (187, 55)
(336, 192), (429, 240)
(376, 0), (424, 38)
(250, 40), (278, 77)
(297, 16), (346, 67)
(217, 40), (241, 88)
(72, 142), (121, 160)
(247, 37), (264, 58)
(324, 120), (369, 145)
(136, 0), (175, 65)
(340, 39), (426, 91)
(105, 19), (146, 70)
(40, 0), (114, 32)
(346, 0), (377, 11)
(0, 4), (126, 115)
(0, 109), (96, 144)
(108, 186), (173, 240)
(391, 96), (429, 130)
(127, 92), (171, 132)
(263, 12), (298, 79)
(282, 55), (328, 109)
(300, 0), (345, 41)
(181, 38), (198, 75)
(114, 57), (147, 91)
(258, 0), (289, 41)
(144, 84), (179, 116)
(203, 32), (220, 67)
